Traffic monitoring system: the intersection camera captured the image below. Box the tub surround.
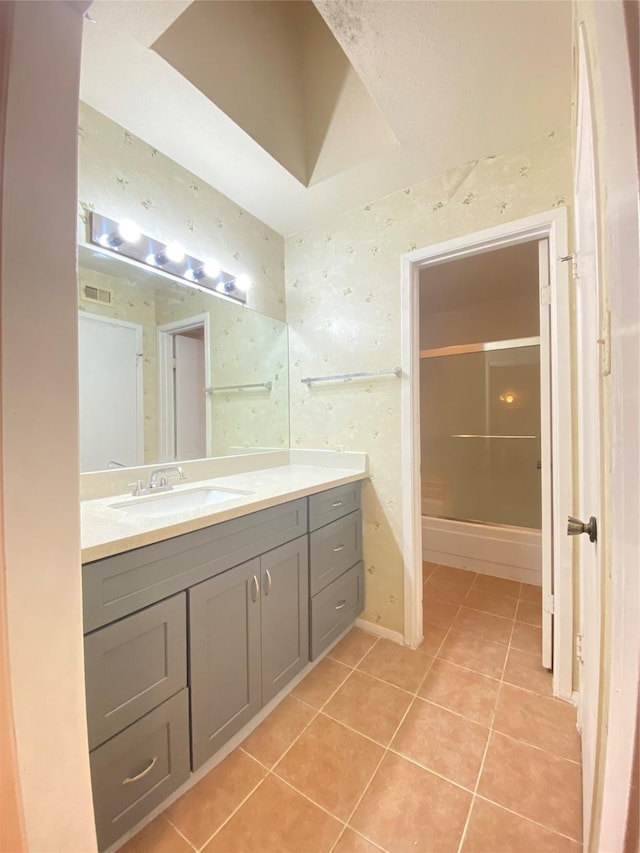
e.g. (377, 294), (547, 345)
(81, 449), (367, 562)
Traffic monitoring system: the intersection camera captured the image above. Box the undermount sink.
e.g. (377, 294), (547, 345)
(110, 486), (252, 518)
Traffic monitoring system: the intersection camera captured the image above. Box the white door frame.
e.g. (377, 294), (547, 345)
(157, 313), (211, 461)
(401, 208), (573, 700)
(78, 310), (144, 467)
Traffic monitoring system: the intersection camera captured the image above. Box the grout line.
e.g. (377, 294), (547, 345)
(160, 815), (198, 852)
(473, 793), (584, 844)
(271, 772), (349, 826)
(456, 590), (515, 853)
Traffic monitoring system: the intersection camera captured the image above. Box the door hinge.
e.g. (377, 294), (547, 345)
(597, 308), (612, 377)
(576, 633), (584, 664)
(540, 285), (551, 306)
(543, 594), (554, 615)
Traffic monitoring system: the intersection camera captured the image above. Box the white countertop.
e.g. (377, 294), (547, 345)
(81, 456), (367, 562)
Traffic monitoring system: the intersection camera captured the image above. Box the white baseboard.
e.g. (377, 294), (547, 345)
(355, 618), (404, 645)
(422, 516), (542, 586)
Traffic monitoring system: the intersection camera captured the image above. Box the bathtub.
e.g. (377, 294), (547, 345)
(422, 515), (542, 587)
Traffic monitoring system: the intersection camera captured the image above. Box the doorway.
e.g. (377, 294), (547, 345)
(158, 314), (211, 462)
(401, 209), (573, 700)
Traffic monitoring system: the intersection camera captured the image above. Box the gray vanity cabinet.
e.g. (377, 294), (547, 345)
(189, 557), (262, 770)
(189, 537), (309, 770)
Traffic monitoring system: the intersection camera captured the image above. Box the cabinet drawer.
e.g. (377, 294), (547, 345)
(310, 561), (364, 660)
(85, 594), (186, 750)
(308, 482), (361, 531)
(83, 498), (307, 631)
(309, 510), (362, 596)
(90, 689), (190, 851)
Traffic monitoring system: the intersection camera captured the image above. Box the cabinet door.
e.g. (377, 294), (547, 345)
(189, 558), (261, 770)
(261, 538), (309, 705)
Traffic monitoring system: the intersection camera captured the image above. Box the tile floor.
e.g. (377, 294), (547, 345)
(121, 564), (582, 853)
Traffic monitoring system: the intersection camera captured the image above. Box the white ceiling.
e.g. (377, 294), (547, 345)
(80, 0), (572, 237)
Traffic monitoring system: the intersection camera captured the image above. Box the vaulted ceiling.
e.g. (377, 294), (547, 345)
(80, 0), (572, 236)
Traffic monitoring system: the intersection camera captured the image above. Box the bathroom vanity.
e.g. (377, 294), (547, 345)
(81, 459), (365, 850)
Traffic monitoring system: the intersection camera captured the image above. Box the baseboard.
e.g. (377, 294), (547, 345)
(355, 618), (404, 645)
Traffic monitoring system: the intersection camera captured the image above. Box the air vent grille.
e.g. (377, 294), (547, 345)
(81, 284), (113, 306)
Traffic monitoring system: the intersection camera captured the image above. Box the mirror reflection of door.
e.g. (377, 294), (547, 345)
(78, 312), (143, 472)
(158, 315), (209, 462)
(173, 326), (206, 460)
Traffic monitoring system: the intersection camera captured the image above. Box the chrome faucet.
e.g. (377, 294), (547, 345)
(128, 466), (187, 496)
(149, 466), (187, 491)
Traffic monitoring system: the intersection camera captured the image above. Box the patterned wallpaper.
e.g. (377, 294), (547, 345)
(77, 103), (286, 322)
(286, 130), (572, 633)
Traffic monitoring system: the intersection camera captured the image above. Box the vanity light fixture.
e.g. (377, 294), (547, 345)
(87, 212), (249, 304)
(98, 218), (141, 249)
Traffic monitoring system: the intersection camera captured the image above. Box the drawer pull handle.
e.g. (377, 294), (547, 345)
(333, 544), (345, 552)
(265, 569), (272, 596)
(251, 575), (259, 603)
(331, 501), (343, 508)
(335, 600), (347, 610)
(122, 756), (157, 785)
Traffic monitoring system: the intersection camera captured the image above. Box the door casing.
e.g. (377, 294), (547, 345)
(400, 208), (573, 700)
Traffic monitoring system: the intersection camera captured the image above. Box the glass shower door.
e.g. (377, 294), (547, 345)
(420, 339), (542, 530)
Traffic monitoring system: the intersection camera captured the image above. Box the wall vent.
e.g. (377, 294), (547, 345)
(81, 284), (113, 306)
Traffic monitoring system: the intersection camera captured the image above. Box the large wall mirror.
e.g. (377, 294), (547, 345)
(78, 244), (289, 473)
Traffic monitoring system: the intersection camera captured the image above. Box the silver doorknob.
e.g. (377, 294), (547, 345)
(567, 515), (597, 543)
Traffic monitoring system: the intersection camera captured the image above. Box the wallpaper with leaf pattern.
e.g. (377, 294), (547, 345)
(285, 130), (572, 633)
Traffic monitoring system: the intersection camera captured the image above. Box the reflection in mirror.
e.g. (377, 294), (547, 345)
(78, 245), (289, 473)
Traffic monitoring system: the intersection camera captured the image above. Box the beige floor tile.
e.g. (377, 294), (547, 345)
(424, 566), (477, 603)
(478, 732), (582, 840)
(416, 622), (449, 656)
(203, 774), (342, 853)
(323, 670), (413, 746)
(241, 695), (316, 767)
(163, 750), (266, 849)
(464, 588), (518, 620)
(292, 657), (351, 709)
(328, 628), (378, 667)
(511, 622), (543, 654)
(350, 752), (472, 853)
(274, 714), (384, 820)
(119, 817), (193, 853)
(333, 828), (385, 853)
(462, 798), (582, 852)
(422, 596), (460, 629)
(453, 607), (513, 645)
(438, 630), (508, 679)
(357, 638), (433, 692)
(422, 561), (440, 581)
(392, 697), (489, 788)
(433, 565), (477, 585)
(419, 659), (500, 726)
(520, 582), (542, 603)
(472, 574), (521, 599)
(516, 600), (543, 627)
(503, 647), (553, 697)
(493, 684), (581, 762)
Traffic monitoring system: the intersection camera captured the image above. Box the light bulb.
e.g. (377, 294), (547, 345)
(117, 219), (141, 243)
(235, 273), (251, 292)
(165, 242), (184, 263)
(203, 258), (221, 278)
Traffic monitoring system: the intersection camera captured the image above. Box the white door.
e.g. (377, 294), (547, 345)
(574, 31), (603, 844)
(78, 312), (143, 472)
(174, 331), (206, 460)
